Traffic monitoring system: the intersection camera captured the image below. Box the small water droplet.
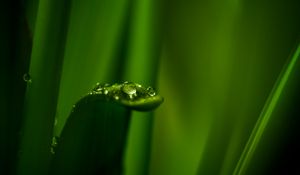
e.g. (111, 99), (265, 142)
(96, 87), (103, 91)
(71, 105), (76, 113)
(23, 73), (32, 83)
(52, 136), (58, 146)
(114, 95), (119, 100)
(147, 87), (156, 96)
(50, 136), (59, 154)
(104, 89), (108, 95)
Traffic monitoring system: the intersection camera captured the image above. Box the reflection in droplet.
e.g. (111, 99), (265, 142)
(23, 73), (32, 83)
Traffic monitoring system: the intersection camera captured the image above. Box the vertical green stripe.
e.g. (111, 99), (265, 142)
(16, 0), (71, 174)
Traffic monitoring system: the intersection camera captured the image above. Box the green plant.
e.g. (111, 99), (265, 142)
(49, 82), (163, 175)
(1, 0), (162, 174)
(1, 0), (300, 175)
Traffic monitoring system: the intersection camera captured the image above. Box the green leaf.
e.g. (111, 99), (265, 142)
(50, 82), (163, 175)
(16, 0), (72, 174)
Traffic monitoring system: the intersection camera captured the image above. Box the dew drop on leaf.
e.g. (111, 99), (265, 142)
(122, 83), (137, 96)
(104, 89), (108, 95)
(89, 81), (163, 111)
(23, 73), (32, 83)
(50, 136), (59, 154)
(114, 95), (119, 100)
(147, 87), (156, 96)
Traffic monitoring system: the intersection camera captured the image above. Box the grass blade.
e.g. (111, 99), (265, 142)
(16, 0), (71, 174)
(233, 43), (300, 175)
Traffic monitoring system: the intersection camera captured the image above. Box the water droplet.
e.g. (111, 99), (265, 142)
(114, 95), (119, 100)
(104, 89), (108, 95)
(147, 87), (156, 96)
(52, 136), (58, 146)
(122, 83), (137, 95)
(71, 105), (76, 113)
(23, 73), (32, 83)
(50, 136), (59, 154)
(96, 87), (103, 91)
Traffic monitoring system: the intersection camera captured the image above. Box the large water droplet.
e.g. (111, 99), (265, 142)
(122, 83), (137, 99)
(23, 73), (32, 83)
(122, 83), (137, 95)
(147, 87), (156, 96)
